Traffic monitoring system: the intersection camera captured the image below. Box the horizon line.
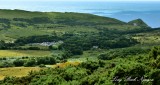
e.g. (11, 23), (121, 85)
(1, 0), (160, 2)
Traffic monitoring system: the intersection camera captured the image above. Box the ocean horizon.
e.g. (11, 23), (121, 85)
(0, 1), (160, 28)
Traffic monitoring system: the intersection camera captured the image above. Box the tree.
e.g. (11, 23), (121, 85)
(48, 45), (53, 50)
(98, 53), (112, 60)
(24, 59), (36, 67)
(28, 47), (40, 50)
(0, 40), (6, 49)
(37, 57), (56, 65)
(149, 47), (159, 59)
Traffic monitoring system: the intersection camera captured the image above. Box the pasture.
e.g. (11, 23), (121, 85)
(0, 50), (52, 58)
(0, 67), (41, 80)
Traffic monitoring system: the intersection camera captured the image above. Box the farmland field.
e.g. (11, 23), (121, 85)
(0, 50), (52, 57)
(0, 61), (80, 80)
(0, 67), (41, 80)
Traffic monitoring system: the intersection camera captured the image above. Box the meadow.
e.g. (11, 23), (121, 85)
(0, 61), (81, 80)
(0, 67), (41, 80)
(0, 50), (52, 58)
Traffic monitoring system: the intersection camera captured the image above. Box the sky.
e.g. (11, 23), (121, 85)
(1, 0), (160, 1)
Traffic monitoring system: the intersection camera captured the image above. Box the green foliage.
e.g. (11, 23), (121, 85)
(27, 47), (41, 50)
(0, 40), (6, 49)
(98, 53), (113, 60)
(98, 47), (149, 60)
(111, 62), (149, 85)
(36, 57), (56, 65)
(0, 55), (157, 85)
(0, 9), (160, 85)
(149, 69), (160, 85)
(39, 64), (46, 67)
(80, 61), (103, 73)
(15, 35), (59, 45)
(24, 59), (36, 67)
(62, 51), (73, 59)
(128, 19), (149, 27)
(149, 47), (160, 59)
(13, 59), (25, 66)
(59, 32), (138, 57)
(148, 46), (160, 69)
(0, 62), (14, 68)
(31, 17), (52, 24)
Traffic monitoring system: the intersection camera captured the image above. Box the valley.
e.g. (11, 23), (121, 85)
(0, 9), (160, 85)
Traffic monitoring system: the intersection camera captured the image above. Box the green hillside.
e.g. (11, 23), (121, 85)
(0, 9), (151, 42)
(1, 9), (160, 85)
(128, 18), (149, 27)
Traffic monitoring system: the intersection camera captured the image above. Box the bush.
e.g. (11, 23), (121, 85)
(24, 59), (36, 67)
(98, 53), (113, 60)
(111, 62), (149, 85)
(39, 64), (46, 67)
(80, 61), (100, 72)
(13, 59), (25, 66)
(0, 62), (14, 68)
(149, 69), (160, 85)
(37, 57), (56, 65)
(149, 47), (160, 59)
(28, 47), (40, 50)
(62, 51), (72, 59)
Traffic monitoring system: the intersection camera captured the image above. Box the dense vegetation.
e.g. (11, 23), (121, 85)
(0, 9), (160, 85)
(1, 47), (160, 85)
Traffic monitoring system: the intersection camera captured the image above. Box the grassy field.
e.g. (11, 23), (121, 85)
(132, 29), (160, 45)
(0, 50), (52, 57)
(0, 61), (81, 80)
(0, 67), (41, 80)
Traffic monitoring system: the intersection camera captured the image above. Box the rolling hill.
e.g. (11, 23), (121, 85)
(1, 9), (160, 85)
(0, 9), (151, 42)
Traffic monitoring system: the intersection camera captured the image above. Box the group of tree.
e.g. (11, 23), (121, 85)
(0, 18), (11, 29)
(1, 32), (138, 57)
(0, 56), (56, 68)
(0, 40), (15, 49)
(1, 55), (159, 85)
(15, 35), (60, 45)
(98, 47), (150, 60)
(59, 32), (138, 56)
(13, 17), (52, 24)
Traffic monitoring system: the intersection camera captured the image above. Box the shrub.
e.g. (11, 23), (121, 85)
(98, 53), (113, 60)
(111, 62), (149, 85)
(13, 59), (25, 66)
(0, 62), (14, 68)
(37, 57), (56, 65)
(24, 59), (36, 67)
(39, 64), (46, 67)
(28, 47), (40, 50)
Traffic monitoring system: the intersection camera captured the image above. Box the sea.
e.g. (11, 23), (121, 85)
(0, 1), (160, 28)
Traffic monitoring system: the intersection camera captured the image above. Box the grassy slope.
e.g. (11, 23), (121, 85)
(0, 9), (148, 42)
(0, 9), (124, 23)
(0, 9), (46, 18)
(133, 28), (160, 45)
